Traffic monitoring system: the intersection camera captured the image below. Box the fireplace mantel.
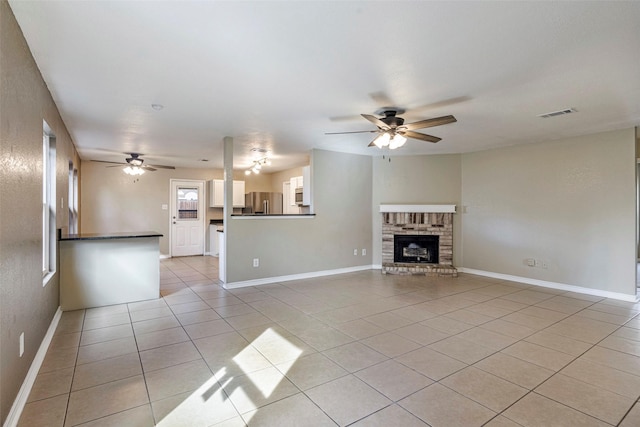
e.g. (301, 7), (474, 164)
(379, 204), (456, 213)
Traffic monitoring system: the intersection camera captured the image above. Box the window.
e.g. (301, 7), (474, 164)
(43, 122), (56, 284)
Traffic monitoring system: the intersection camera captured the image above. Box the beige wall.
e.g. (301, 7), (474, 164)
(225, 150), (372, 282)
(242, 171), (273, 193)
(371, 154), (463, 266)
(80, 162), (272, 255)
(0, 2), (81, 422)
(461, 128), (637, 295)
(269, 166), (305, 193)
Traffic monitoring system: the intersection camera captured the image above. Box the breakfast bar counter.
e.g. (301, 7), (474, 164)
(59, 231), (162, 310)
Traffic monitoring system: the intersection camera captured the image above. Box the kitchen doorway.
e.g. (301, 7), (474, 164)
(170, 179), (205, 257)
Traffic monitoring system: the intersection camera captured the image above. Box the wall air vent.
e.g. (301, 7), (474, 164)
(537, 108), (577, 118)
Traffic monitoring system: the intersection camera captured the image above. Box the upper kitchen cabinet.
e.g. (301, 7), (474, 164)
(302, 165), (310, 206)
(209, 179), (245, 208)
(210, 179), (224, 207)
(289, 166), (311, 206)
(233, 181), (246, 207)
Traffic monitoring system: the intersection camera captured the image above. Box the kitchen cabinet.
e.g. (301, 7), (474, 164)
(289, 166), (311, 206)
(209, 224), (220, 257)
(289, 176), (302, 206)
(209, 180), (224, 207)
(209, 180), (245, 208)
(302, 165), (311, 206)
(233, 181), (245, 207)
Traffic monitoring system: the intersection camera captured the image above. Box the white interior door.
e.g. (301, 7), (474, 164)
(170, 180), (205, 257)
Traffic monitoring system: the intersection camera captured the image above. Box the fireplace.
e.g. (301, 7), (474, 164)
(394, 235), (439, 264)
(380, 204), (457, 277)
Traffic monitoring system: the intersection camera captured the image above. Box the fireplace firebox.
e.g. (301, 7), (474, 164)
(394, 235), (439, 264)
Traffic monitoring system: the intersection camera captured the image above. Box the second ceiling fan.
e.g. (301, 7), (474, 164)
(326, 108), (457, 149)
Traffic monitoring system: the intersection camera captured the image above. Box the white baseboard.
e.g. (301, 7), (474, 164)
(223, 265), (374, 289)
(3, 307), (63, 427)
(459, 268), (639, 302)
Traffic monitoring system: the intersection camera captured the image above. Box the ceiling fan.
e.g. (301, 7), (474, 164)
(92, 153), (175, 175)
(326, 109), (457, 149)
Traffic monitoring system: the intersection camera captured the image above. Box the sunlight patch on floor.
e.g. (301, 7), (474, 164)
(157, 328), (303, 425)
(156, 374), (237, 427)
(232, 328), (303, 398)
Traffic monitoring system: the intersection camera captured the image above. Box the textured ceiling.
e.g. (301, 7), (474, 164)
(8, 1), (640, 172)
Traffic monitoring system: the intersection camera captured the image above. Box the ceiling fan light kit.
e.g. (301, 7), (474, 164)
(371, 132), (407, 150)
(123, 166), (145, 175)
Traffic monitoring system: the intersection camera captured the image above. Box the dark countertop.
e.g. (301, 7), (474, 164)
(60, 231), (163, 241)
(231, 214), (316, 217)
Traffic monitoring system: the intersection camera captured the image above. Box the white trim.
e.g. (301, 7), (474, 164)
(459, 268), (639, 302)
(223, 265), (374, 289)
(380, 204), (456, 213)
(3, 307), (63, 427)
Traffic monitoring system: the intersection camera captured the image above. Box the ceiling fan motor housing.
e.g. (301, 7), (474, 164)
(380, 111), (404, 129)
(126, 153), (144, 166)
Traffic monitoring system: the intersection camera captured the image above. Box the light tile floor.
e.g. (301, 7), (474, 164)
(19, 256), (640, 426)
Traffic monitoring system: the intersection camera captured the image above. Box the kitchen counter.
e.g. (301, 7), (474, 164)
(60, 231), (162, 240)
(231, 214), (316, 219)
(59, 231), (162, 310)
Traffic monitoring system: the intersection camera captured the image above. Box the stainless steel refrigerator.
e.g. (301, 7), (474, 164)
(243, 192), (283, 215)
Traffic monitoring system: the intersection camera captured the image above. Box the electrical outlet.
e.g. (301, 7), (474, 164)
(542, 260), (548, 269)
(253, 258), (259, 267)
(19, 332), (24, 357)
(353, 249), (358, 256)
(362, 249), (366, 256)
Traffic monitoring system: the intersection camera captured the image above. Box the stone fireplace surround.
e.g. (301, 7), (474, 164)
(381, 204), (457, 277)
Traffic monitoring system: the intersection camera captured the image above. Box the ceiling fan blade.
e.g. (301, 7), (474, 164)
(361, 114), (390, 130)
(368, 140), (378, 147)
(105, 164), (125, 168)
(142, 166), (157, 172)
(368, 91), (395, 107)
(146, 164), (175, 170)
(91, 160), (125, 165)
(329, 114), (364, 122)
(403, 115), (457, 131)
(407, 96), (471, 114)
(325, 130), (378, 135)
(402, 130), (441, 143)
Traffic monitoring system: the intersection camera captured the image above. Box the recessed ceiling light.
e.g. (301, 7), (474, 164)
(151, 104), (164, 111)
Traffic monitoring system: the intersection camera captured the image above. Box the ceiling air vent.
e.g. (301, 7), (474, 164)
(537, 108), (577, 118)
